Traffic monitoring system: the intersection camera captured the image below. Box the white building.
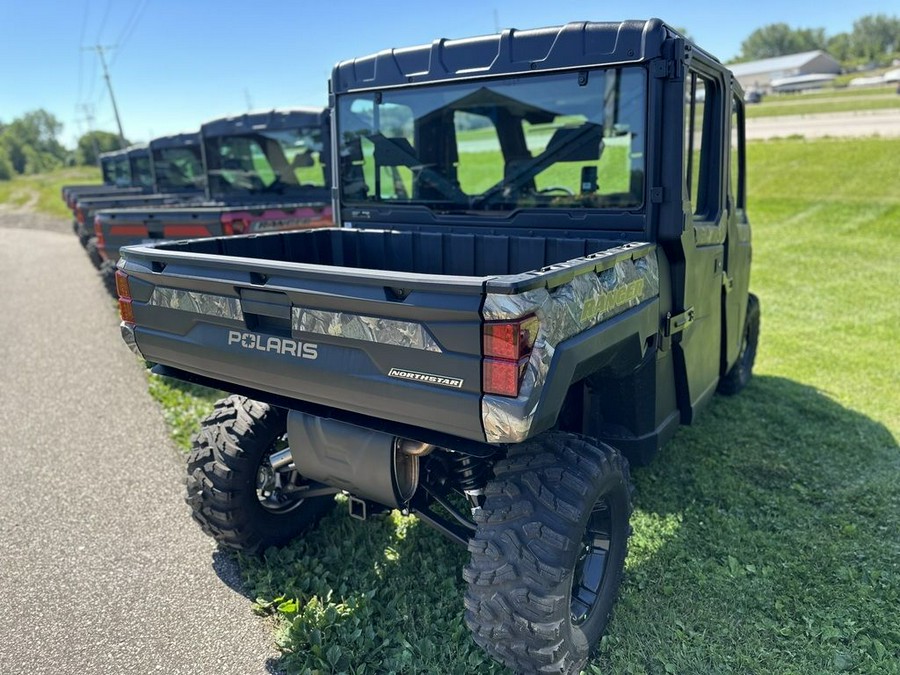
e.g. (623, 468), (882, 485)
(729, 51), (841, 93)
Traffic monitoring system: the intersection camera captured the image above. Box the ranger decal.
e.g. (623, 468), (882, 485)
(580, 278), (647, 323)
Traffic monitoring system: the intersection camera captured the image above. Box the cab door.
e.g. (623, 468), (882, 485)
(674, 64), (728, 421)
(722, 92), (752, 370)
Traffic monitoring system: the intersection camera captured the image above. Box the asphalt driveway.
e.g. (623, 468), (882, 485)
(0, 211), (279, 674)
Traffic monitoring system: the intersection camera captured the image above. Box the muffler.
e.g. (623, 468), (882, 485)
(286, 411), (425, 508)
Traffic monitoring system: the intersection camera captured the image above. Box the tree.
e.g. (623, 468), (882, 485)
(827, 33), (854, 62)
(851, 14), (900, 62)
(0, 109), (67, 175)
(737, 23), (828, 61)
(0, 149), (13, 181)
(76, 130), (128, 166)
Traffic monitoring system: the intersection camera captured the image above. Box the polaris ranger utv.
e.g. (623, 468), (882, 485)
(75, 136), (209, 256)
(64, 147), (153, 234)
(60, 151), (135, 210)
(94, 108), (332, 294)
(116, 19), (758, 673)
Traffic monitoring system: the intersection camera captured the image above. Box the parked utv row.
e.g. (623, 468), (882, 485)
(63, 108), (334, 293)
(62, 145), (154, 222)
(72, 139), (205, 252)
(63, 17), (762, 675)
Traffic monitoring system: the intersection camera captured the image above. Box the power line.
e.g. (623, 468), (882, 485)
(85, 46), (99, 103)
(95, 0), (113, 42)
(76, 0), (91, 105)
(110, 0), (150, 68)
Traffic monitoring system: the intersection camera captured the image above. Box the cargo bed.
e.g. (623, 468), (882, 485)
(119, 228), (658, 445)
(96, 201), (333, 263)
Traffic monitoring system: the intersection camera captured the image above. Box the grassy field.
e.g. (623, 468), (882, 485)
(143, 136), (900, 674)
(745, 94), (900, 119)
(0, 166), (101, 218)
(757, 85), (895, 101)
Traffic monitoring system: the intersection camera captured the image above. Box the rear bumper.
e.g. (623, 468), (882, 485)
(135, 321), (487, 442)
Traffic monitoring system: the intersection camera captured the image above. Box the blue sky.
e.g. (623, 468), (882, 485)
(0, 0), (889, 147)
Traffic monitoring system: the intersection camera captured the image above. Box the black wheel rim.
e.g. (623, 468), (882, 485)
(255, 437), (306, 514)
(570, 497), (613, 626)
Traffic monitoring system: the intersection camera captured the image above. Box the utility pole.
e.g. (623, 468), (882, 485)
(85, 44), (126, 144)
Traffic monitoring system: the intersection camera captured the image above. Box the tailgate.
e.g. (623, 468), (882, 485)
(100, 203), (333, 261)
(119, 246), (487, 442)
(99, 208), (223, 260)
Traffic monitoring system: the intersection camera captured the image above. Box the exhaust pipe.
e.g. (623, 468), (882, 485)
(268, 448), (293, 471)
(286, 411), (422, 508)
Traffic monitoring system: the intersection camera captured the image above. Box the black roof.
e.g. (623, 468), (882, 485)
(149, 132), (201, 151)
(100, 145), (149, 160)
(331, 19), (682, 92)
(100, 148), (129, 160)
(200, 108), (327, 138)
(125, 145), (150, 160)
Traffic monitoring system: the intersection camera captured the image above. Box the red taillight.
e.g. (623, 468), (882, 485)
(115, 270), (131, 300)
(483, 357), (530, 397)
(76, 207), (85, 225)
(483, 315), (539, 360)
(94, 215), (104, 246)
(482, 315), (539, 397)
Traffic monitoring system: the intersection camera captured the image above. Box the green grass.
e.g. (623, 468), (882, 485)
(146, 373), (222, 450)
(763, 85), (895, 101)
(746, 95), (900, 119)
(0, 166), (101, 218)
(148, 137), (899, 673)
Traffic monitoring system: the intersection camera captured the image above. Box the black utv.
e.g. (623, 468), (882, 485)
(116, 19), (758, 674)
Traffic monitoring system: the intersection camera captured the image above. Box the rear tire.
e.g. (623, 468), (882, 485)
(85, 237), (102, 269)
(718, 292), (760, 395)
(464, 433), (632, 674)
(185, 395), (334, 553)
(99, 260), (119, 297)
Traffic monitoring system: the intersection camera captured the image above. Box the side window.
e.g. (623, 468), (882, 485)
(684, 71), (720, 219)
(730, 95), (746, 211)
(133, 157), (154, 188)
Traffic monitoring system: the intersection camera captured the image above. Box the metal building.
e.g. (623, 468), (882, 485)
(729, 51), (841, 93)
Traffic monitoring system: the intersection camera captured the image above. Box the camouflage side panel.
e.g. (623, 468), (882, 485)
(292, 308), (442, 352)
(148, 287), (244, 321)
(482, 251), (660, 443)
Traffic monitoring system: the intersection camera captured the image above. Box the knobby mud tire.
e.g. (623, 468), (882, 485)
(718, 292), (760, 395)
(185, 395), (333, 554)
(99, 260), (119, 297)
(464, 433), (632, 674)
(85, 237), (102, 269)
